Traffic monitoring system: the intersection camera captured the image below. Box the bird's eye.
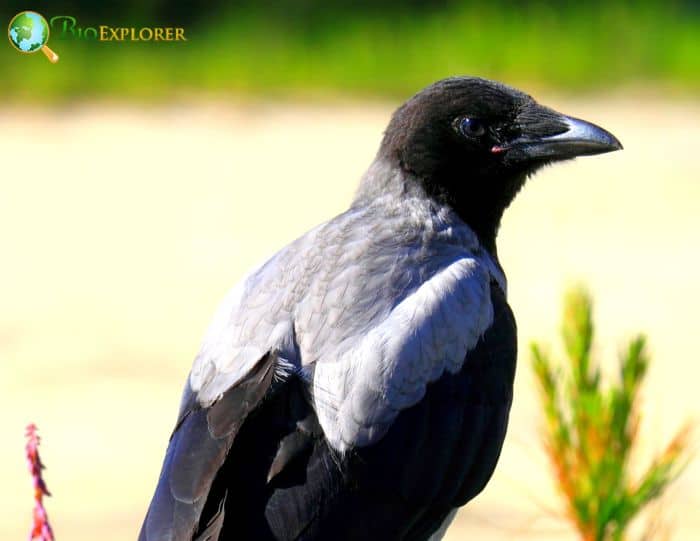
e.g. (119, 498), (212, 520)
(456, 117), (486, 138)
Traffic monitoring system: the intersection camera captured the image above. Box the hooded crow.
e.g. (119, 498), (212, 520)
(139, 76), (622, 541)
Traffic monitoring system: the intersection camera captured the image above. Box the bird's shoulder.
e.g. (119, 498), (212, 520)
(188, 200), (505, 448)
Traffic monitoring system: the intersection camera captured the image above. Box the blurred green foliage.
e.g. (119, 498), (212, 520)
(1, 1), (699, 102)
(531, 288), (693, 541)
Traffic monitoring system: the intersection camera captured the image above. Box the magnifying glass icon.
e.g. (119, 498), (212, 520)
(8, 11), (59, 63)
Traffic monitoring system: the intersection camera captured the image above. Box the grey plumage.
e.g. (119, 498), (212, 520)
(190, 173), (503, 450)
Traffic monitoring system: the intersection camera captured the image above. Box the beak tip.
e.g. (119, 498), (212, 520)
(598, 129), (623, 153)
(564, 116), (623, 155)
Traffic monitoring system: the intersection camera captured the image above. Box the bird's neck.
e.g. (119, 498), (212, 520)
(423, 166), (530, 260)
(447, 195), (504, 258)
(354, 158), (510, 260)
(354, 157), (429, 206)
(352, 159), (507, 260)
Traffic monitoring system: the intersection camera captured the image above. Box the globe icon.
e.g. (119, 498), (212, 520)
(8, 11), (59, 63)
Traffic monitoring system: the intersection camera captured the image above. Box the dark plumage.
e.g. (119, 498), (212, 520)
(139, 76), (621, 541)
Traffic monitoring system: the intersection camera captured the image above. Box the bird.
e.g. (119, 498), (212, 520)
(138, 76), (622, 541)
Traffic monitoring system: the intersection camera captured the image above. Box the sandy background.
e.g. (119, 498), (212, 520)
(1, 97), (698, 539)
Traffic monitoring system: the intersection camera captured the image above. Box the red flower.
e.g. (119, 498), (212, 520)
(25, 424), (55, 541)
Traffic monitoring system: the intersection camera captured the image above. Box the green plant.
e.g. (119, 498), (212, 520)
(531, 287), (692, 541)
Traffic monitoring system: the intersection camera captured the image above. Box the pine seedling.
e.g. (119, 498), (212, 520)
(531, 288), (692, 541)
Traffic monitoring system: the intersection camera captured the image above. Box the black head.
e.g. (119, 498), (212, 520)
(379, 76), (622, 254)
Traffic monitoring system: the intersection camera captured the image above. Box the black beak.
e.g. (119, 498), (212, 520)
(494, 105), (623, 161)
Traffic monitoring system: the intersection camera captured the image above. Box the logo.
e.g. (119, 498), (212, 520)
(8, 11), (59, 63)
(8, 12), (187, 62)
(49, 16), (188, 42)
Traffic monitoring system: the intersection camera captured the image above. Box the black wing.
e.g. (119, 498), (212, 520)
(139, 353), (277, 541)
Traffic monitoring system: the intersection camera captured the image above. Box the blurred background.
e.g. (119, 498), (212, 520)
(1, 1), (698, 540)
